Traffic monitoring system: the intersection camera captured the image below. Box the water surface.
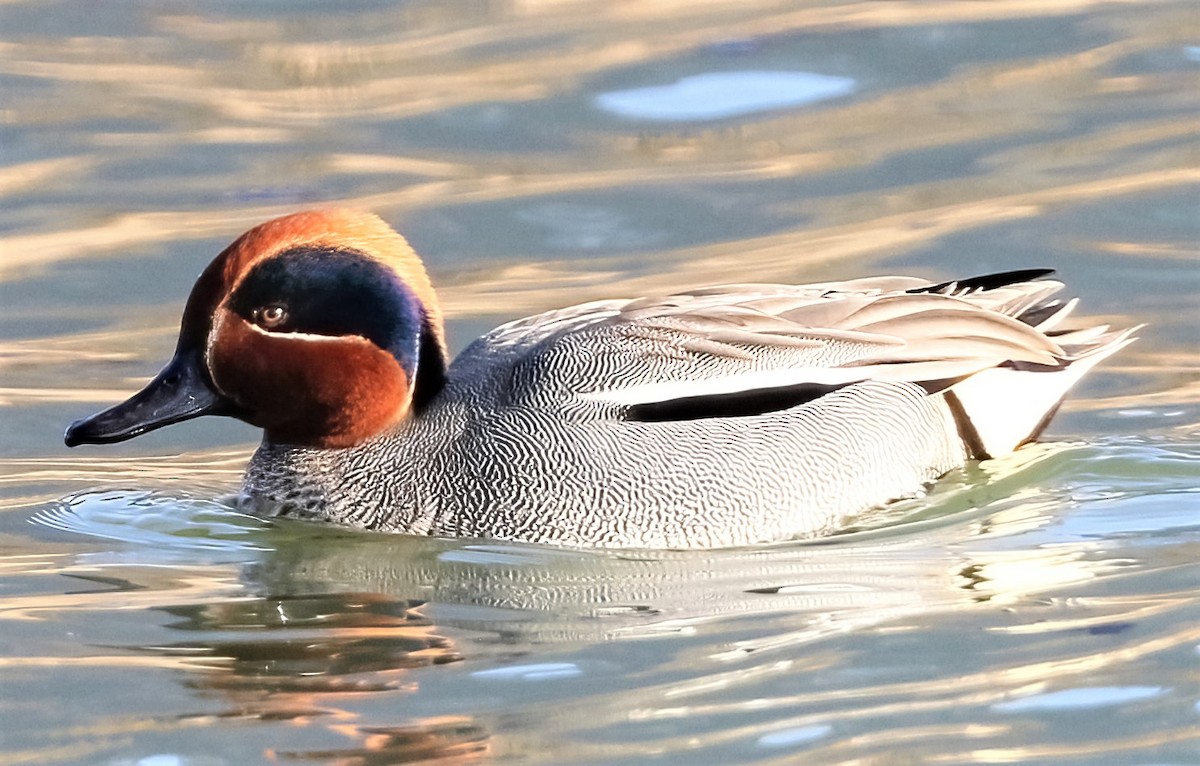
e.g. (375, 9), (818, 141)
(2, 1), (1198, 764)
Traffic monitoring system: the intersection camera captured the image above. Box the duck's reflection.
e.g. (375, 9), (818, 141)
(116, 524), (974, 762)
(269, 719), (490, 764)
(162, 593), (460, 688)
(148, 579), (478, 762)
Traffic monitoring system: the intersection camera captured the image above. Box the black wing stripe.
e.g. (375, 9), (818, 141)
(623, 382), (848, 422)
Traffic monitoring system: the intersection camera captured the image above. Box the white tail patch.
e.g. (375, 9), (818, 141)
(948, 331), (1137, 457)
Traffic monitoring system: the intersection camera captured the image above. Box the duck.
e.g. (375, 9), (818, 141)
(64, 209), (1136, 549)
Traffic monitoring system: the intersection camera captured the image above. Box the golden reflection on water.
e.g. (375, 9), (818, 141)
(542, 611), (1200, 762)
(0, 451), (247, 510)
(4, 162), (1194, 316)
(2, 0), (1197, 290)
(0, 157), (99, 197)
(7, 0), (1133, 126)
(0, 567), (246, 624)
(933, 729), (1200, 765)
(433, 167), (1200, 314)
(2, 150), (1195, 290)
(1, 2), (1197, 763)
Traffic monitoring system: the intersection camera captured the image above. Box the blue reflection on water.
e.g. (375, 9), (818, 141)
(594, 70), (856, 121)
(992, 686), (1166, 712)
(471, 662), (584, 681)
(756, 724), (833, 748)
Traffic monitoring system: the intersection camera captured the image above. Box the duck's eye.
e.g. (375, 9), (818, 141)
(253, 305), (288, 329)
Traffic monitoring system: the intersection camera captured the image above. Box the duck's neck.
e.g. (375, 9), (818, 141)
(239, 432), (426, 530)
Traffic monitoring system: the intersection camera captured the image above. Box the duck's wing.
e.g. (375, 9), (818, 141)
(482, 270), (1134, 432)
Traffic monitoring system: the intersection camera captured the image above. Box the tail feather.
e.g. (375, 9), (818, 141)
(1027, 298), (1079, 331)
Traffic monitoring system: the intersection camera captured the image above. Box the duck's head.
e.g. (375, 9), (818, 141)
(65, 209), (447, 450)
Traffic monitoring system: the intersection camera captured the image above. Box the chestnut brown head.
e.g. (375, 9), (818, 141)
(65, 209), (447, 449)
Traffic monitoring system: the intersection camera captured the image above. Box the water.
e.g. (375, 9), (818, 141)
(2, 2), (1198, 764)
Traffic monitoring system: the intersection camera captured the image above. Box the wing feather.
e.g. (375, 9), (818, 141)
(475, 271), (1114, 416)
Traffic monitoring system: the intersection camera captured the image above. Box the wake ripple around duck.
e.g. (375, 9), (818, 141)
(28, 436), (1198, 557)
